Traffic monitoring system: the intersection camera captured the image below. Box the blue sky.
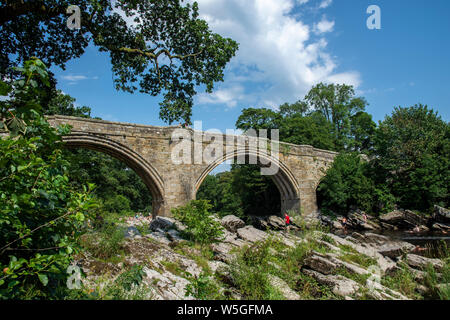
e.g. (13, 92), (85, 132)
(52, 0), (450, 133)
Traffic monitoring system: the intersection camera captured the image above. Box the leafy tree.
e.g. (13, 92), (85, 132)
(305, 83), (368, 151)
(172, 200), (224, 245)
(0, 58), (96, 299)
(316, 153), (376, 215)
(45, 90), (92, 118)
(231, 164), (280, 216)
(349, 111), (376, 153)
(0, 0), (239, 124)
(196, 172), (243, 218)
(235, 108), (280, 133)
(373, 105), (449, 211)
(278, 112), (335, 150)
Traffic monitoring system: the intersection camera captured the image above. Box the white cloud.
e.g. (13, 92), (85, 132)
(197, 85), (246, 109)
(192, 0), (361, 109)
(60, 74), (99, 85)
(314, 17), (335, 34)
(319, 0), (333, 9)
(61, 75), (88, 82)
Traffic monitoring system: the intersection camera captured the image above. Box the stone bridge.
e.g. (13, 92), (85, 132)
(46, 115), (338, 218)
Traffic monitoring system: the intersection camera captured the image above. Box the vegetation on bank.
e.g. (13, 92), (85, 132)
(0, 0), (448, 299)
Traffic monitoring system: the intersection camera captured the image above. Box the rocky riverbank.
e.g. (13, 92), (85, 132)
(74, 212), (449, 300)
(319, 205), (450, 234)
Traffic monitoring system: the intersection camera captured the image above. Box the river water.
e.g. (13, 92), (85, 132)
(367, 230), (449, 259)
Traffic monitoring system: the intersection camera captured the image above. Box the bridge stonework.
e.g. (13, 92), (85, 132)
(46, 116), (337, 219)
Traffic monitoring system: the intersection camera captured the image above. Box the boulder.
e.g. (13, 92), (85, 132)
(433, 205), (450, 224)
(236, 225), (269, 243)
(149, 217), (175, 232)
(302, 269), (361, 297)
(431, 222), (450, 232)
(268, 275), (300, 300)
(267, 215), (286, 230)
(221, 215), (245, 233)
(379, 210), (426, 229)
(303, 254), (338, 275)
(124, 226), (141, 238)
(377, 242), (416, 259)
(403, 254), (444, 272)
(211, 242), (236, 263)
(250, 216), (269, 230)
(166, 229), (185, 242)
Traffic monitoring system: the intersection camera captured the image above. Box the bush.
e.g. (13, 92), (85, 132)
(79, 224), (125, 260)
(0, 59), (97, 299)
(317, 152), (378, 215)
(103, 194), (132, 215)
(374, 105), (449, 212)
(172, 200), (224, 245)
(228, 241), (283, 300)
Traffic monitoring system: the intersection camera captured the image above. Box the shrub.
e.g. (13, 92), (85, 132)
(0, 59), (97, 299)
(103, 194), (132, 215)
(80, 224), (125, 260)
(228, 241), (283, 300)
(374, 105), (449, 211)
(172, 200), (224, 245)
(184, 271), (225, 300)
(317, 152), (377, 215)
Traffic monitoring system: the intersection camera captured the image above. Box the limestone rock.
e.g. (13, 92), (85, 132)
(302, 269), (360, 297)
(433, 205), (450, 223)
(124, 226), (141, 239)
(303, 255), (338, 275)
(377, 242), (416, 258)
(146, 231), (171, 246)
(431, 222), (450, 232)
(268, 275), (301, 300)
(211, 242), (236, 263)
(267, 215), (286, 230)
(149, 217), (176, 232)
(221, 215), (245, 233)
(236, 225), (268, 243)
(404, 254), (444, 272)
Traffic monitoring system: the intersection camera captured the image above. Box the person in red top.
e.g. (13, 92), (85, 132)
(284, 213), (290, 231)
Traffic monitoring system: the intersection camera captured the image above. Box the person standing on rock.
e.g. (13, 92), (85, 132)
(285, 213), (291, 231)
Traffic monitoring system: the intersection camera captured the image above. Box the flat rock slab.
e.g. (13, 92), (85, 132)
(404, 254), (444, 272)
(236, 226), (269, 243)
(268, 275), (301, 300)
(302, 269), (360, 297)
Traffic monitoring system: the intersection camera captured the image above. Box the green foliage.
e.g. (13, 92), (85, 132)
(373, 105), (449, 211)
(228, 241), (284, 300)
(104, 265), (151, 300)
(79, 224), (126, 260)
(1, 0), (238, 124)
(0, 59), (97, 299)
(196, 173), (243, 218)
(305, 83), (369, 152)
(103, 195), (132, 215)
(172, 200), (224, 245)
(317, 153), (378, 215)
(231, 165), (280, 216)
(185, 271), (225, 300)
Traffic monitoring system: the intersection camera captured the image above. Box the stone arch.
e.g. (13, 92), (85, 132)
(194, 148), (300, 215)
(62, 133), (165, 216)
